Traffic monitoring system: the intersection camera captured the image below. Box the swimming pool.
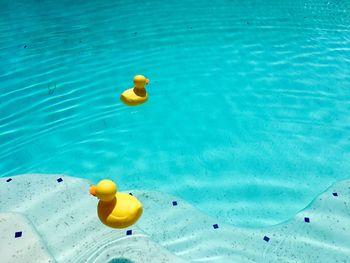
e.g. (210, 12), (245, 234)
(1, 0), (350, 258)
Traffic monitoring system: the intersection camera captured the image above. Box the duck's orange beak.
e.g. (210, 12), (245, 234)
(146, 79), (150, 85)
(89, 185), (97, 196)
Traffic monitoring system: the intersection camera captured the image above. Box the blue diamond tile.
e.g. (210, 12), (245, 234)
(15, 231), (22, 238)
(172, 201), (177, 206)
(263, 236), (270, 242)
(213, 224), (219, 229)
(57, 178), (63, 183)
(332, 192), (338, 196)
(6, 178), (12, 182)
(304, 217), (310, 223)
(126, 230), (132, 236)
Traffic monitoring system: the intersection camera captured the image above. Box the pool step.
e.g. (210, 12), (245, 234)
(0, 212), (55, 263)
(1, 174), (350, 262)
(0, 174), (185, 263)
(134, 181), (350, 262)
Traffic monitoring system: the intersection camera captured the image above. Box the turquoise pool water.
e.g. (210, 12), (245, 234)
(1, 0), (350, 228)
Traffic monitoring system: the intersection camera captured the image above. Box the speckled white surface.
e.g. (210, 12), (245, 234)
(1, 174), (349, 262)
(0, 213), (55, 263)
(0, 174), (186, 263)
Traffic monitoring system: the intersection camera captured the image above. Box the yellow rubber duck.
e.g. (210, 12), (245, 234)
(89, 179), (143, 228)
(120, 75), (149, 106)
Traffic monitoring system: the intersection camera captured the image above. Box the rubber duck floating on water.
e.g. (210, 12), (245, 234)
(120, 75), (149, 106)
(89, 179), (143, 228)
